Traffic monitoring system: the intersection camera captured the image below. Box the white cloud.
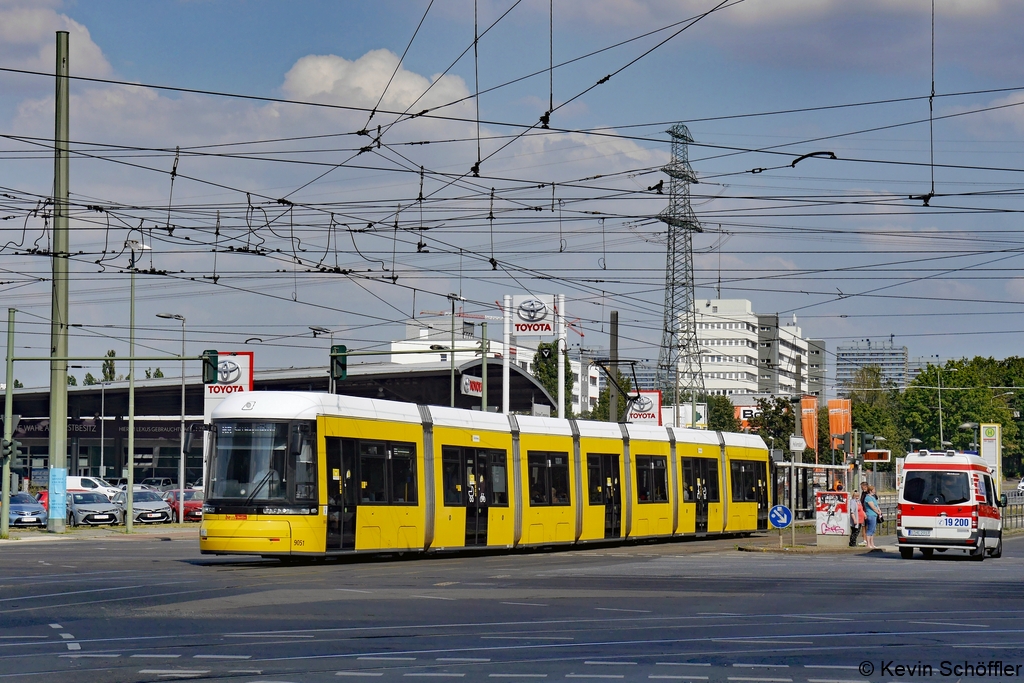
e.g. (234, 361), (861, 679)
(0, 0), (111, 82)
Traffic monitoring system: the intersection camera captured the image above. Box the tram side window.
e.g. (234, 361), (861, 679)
(442, 447), (464, 506)
(730, 461), (758, 503)
(391, 445), (417, 504)
(587, 455), (603, 505)
(527, 451), (571, 506)
(681, 459), (695, 502)
(636, 456), (668, 503)
(489, 451), (509, 506)
(350, 439), (418, 505)
(359, 442), (388, 503)
(705, 461), (720, 502)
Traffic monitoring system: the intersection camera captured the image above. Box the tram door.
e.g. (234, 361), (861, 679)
(465, 451), (489, 547)
(602, 455), (621, 538)
(326, 438), (357, 551)
(683, 457), (713, 533)
(755, 461), (769, 531)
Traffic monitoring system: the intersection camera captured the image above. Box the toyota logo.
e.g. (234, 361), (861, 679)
(218, 360), (241, 383)
(634, 395), (654, 412)
(517, 299), (548, 322)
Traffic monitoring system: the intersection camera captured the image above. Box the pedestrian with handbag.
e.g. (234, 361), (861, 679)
(864, 485), (882, 550)
(849, 492), (865, 547)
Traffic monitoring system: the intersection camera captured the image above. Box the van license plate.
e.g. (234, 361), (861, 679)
(937, 517), (970, 527)
(907, 529), (930, 536)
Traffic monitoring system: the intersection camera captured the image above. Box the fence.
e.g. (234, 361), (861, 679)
(872, 491), (1024, 536)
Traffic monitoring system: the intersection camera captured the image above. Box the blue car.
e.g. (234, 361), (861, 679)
(7, 492), (47, 527)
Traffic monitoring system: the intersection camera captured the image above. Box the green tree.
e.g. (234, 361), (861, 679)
(749, 396), (794, 456)
(83, 372), (97, 386)
(13, 379), (23, 388)
(102, 350), (116, 382)
(589, 372), (633, 422)
(532, 342), (574, 418)
(706, 394), (740, 432)
(67, 375), (77, 386)
(847, 364), (906, 469)
(153, 368), (164, 378)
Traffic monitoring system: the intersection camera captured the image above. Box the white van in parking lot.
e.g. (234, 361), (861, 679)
(897, 450), (1007, 560)
(66, 476), (120, 501)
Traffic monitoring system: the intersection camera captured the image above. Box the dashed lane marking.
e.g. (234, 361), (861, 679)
(489, 675), (547, 678)
(727, 678), (793, 682)
(594, 608), (651, 613)
(193, 654), (251, 659)
(132, 654), (182, 658)
(585, 662), (637, 666)
(65, 643), (81, 651)
(59, 654), (120, 658)
(404, 674), (466, 678)
(501, 602), (548, 607)
(59, 633), (75, 639)
(336, 673), (385, 677)
(807, 679), (864, 683)
(733, 665), (790, 669)
(438, 658), (491, 662)
(656, 664), (711, 667)
(49, 624), (63, 629)
(649, 676), (709, 680)
(909, 621), (989, 628)
(565, 675), (624, 679)
(803, 667), (859, 670)
(358, 657), (418, 661)
(412, 595), (456, 601)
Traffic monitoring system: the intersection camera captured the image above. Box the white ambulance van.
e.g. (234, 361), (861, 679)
(897, 450), (1007, 560)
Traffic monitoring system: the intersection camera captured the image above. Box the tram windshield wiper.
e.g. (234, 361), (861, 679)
(243, 469), (277, 507)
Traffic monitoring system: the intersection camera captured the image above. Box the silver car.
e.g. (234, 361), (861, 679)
(113, 489), (173, 524)
(66, 491), (120, 527)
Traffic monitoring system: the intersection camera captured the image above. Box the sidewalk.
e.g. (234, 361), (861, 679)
(738, 533), (899, 554)
(0, 523), (199, 544)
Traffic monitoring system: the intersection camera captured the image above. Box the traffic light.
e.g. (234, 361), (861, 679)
(1, 439), (11, 458)
(840, 432), (852, 452)
(202, 350), (219, 384)
(330, 345), (347, 381)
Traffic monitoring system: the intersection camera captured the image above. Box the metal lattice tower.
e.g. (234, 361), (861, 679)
(656, 124), (705, 408)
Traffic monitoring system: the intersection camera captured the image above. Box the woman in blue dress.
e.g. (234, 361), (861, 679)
(864, 485), (882, 550)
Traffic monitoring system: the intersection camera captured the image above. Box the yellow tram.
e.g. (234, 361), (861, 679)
(199, 392), (770, 557)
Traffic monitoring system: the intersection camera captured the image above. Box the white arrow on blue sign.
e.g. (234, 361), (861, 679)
(768, 505), (793, 529)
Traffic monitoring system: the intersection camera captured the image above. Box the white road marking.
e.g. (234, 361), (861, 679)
(656, 664), (711, 667)
(501, 602), (548, 607)
(359, 656), (418, 661)
(733, 665), (790, 669)
(336, 673), (385, 677)
(0, 584), (144, 603)
(225, 634), (315, 639)
(138, 670), (210, 676)
(59, 654), (120, 658)
(59, 633), (75, 640)
(193, 654), (251, 659)
(228, 670), (262, 674)
(595, 608), (651, 613)
(803, 666), (859, 670)
(132, 654), (182, 658)
(0, 636), (47, 639)
(65, 643), (81, 651)
(649, 676), (709, 680)
(585, 662), (637, 666)
(566, 675), (624, 679)
(807, 679), (864, 683)
(714, 640), (812, 645)
(789, 616), (853, 622)
(438, 658), (491, 662)
(412, 595), (457, 601)
(404, 674), (466, 678)
(49, 624), (63, 629)
(909, 621), (988, 628)
(727, 678), (793, 682)
(480, 636), (575, 640)
(337, 589), (374, 594)
(489, 675), (549, 678)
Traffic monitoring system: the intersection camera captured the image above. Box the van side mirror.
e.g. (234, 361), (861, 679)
(999, 493), (1008, 508)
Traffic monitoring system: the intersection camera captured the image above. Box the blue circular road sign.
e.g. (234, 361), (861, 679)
(768, 505), (793, 529)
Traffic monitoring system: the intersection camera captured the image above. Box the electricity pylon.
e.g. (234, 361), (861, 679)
(656, 124), (706, 424)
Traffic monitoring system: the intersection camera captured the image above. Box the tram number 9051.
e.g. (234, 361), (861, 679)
(293, 539), (305, 546)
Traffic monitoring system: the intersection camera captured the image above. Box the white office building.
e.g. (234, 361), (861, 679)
(694, 299), (760, 397)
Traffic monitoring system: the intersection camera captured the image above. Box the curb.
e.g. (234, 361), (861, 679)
(737, 544), (895, 554)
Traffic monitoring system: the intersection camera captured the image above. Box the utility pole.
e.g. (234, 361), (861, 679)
(609, 311), (618, 423)
(481, 322), (488, 413)
(2, 309), (16, 538)
(656, 124), (706, 426)
(47, 30), (70, 533)
(556, 294), (565, 419)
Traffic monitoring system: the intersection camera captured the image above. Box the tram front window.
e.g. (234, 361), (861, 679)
(209, 421), (317, 505)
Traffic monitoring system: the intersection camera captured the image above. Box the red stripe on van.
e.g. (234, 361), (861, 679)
(904, 463), (990, 472)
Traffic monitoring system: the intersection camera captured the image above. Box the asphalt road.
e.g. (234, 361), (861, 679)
(1, 530), (1023, 683)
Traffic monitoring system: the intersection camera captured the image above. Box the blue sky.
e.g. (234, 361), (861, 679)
(2, 0), (1024, 391)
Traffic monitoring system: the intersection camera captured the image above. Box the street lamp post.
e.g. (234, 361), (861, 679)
(959, 421), (979, 453)
(125, 239), (150, 533)
(100, 381), (110, 480)
(447, 294), (464, 408)
(908, 437), (922, 454)
(157, 313), (186, 524)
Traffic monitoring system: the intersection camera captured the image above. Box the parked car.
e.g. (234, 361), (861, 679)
(66, 476), (120, 501)
(66, 491), (120, 527)
(112, 489), (172, 524)
(162, 489), (204, 522)
(140, 477), (175, 491)
(109, 478), (128, 488)
(8, 492), (47, 527)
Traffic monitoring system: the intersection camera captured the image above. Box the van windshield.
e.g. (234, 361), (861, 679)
(903, 471), (971, 505)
